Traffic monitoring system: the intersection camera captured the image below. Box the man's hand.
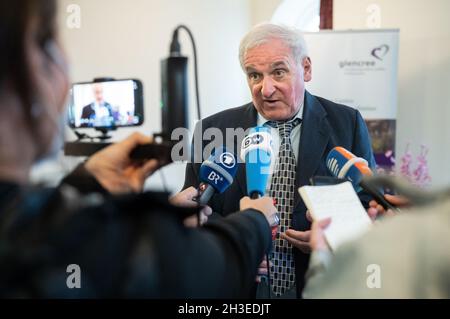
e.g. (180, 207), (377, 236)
(281, 230), (312, 253)
(85, 132), (159, 194)
(367, 194), (409, 221)
(239, 196), (277, 225)
(281, 210), (314, 254)
(170, 187), (212, 227)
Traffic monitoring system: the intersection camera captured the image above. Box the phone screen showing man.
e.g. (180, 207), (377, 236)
(68, 79), (143, 128)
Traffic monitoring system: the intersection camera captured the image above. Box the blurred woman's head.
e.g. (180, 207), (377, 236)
(0, 0), (69, 182)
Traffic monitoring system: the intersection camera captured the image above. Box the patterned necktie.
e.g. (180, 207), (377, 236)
(267, 117), (302, 297)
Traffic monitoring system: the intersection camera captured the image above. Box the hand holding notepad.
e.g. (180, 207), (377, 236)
(299, 182), (372, 251)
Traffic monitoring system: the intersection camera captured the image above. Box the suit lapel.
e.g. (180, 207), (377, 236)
(294, 91), (331, 208)
(234, 104), (258, 196)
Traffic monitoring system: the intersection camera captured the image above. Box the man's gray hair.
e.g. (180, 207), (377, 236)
(239, 23), (309, 70)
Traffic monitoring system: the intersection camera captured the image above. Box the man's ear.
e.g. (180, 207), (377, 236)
(303, 57), (312, 82)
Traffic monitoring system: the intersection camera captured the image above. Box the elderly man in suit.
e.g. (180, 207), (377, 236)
(80, 83), (114, 127)
(183, 23), (376, 298)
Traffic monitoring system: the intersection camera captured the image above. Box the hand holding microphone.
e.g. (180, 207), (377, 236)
(241, 126), (279, 289)
(170, 186), (212, 227)
(306, 147), (404, 251)
(240, 196), (279, 226)
(368, 194), (409, 220)
(171, 147), (238, 227)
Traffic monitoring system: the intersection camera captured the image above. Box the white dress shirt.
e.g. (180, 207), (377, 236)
(93, 102), (110, 118)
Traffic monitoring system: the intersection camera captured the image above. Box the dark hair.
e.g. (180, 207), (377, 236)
(0, 0), (57, 117)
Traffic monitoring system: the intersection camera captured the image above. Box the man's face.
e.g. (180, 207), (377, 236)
(93, 84), (104, 103)
(243, 39), (311, 121)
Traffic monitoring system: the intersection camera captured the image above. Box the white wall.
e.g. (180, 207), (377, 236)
(247, 0), (450, 188)
(250, 0), (281, 26)
(55, 0), (252, 192)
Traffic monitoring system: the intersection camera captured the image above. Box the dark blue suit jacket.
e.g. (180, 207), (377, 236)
(183, 91), (376, 296)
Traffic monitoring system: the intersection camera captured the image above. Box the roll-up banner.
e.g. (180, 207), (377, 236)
(304, 29), (399, 169)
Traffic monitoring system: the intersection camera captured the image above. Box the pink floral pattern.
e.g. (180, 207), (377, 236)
(376, 143), (432, 188)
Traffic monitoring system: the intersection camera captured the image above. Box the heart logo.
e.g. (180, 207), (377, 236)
(371, 45), (389, 60)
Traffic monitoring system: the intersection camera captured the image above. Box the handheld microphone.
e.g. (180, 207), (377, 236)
(242, 127), (278, 298)
(241, 126), (273, 199)
(195, 147), (238, 206)
(326, 147), (397, 211)
(241, 127), (279, 239)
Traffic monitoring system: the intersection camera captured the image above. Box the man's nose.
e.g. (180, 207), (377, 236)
(261, 76), (276, 98)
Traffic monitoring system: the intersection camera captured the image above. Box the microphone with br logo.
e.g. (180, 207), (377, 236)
(195, 146), (238, 206)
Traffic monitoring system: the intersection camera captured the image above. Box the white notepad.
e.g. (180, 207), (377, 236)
(298, 182), (372, 251)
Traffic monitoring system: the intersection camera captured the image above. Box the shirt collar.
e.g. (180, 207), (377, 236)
(256, 102), (304, 127)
